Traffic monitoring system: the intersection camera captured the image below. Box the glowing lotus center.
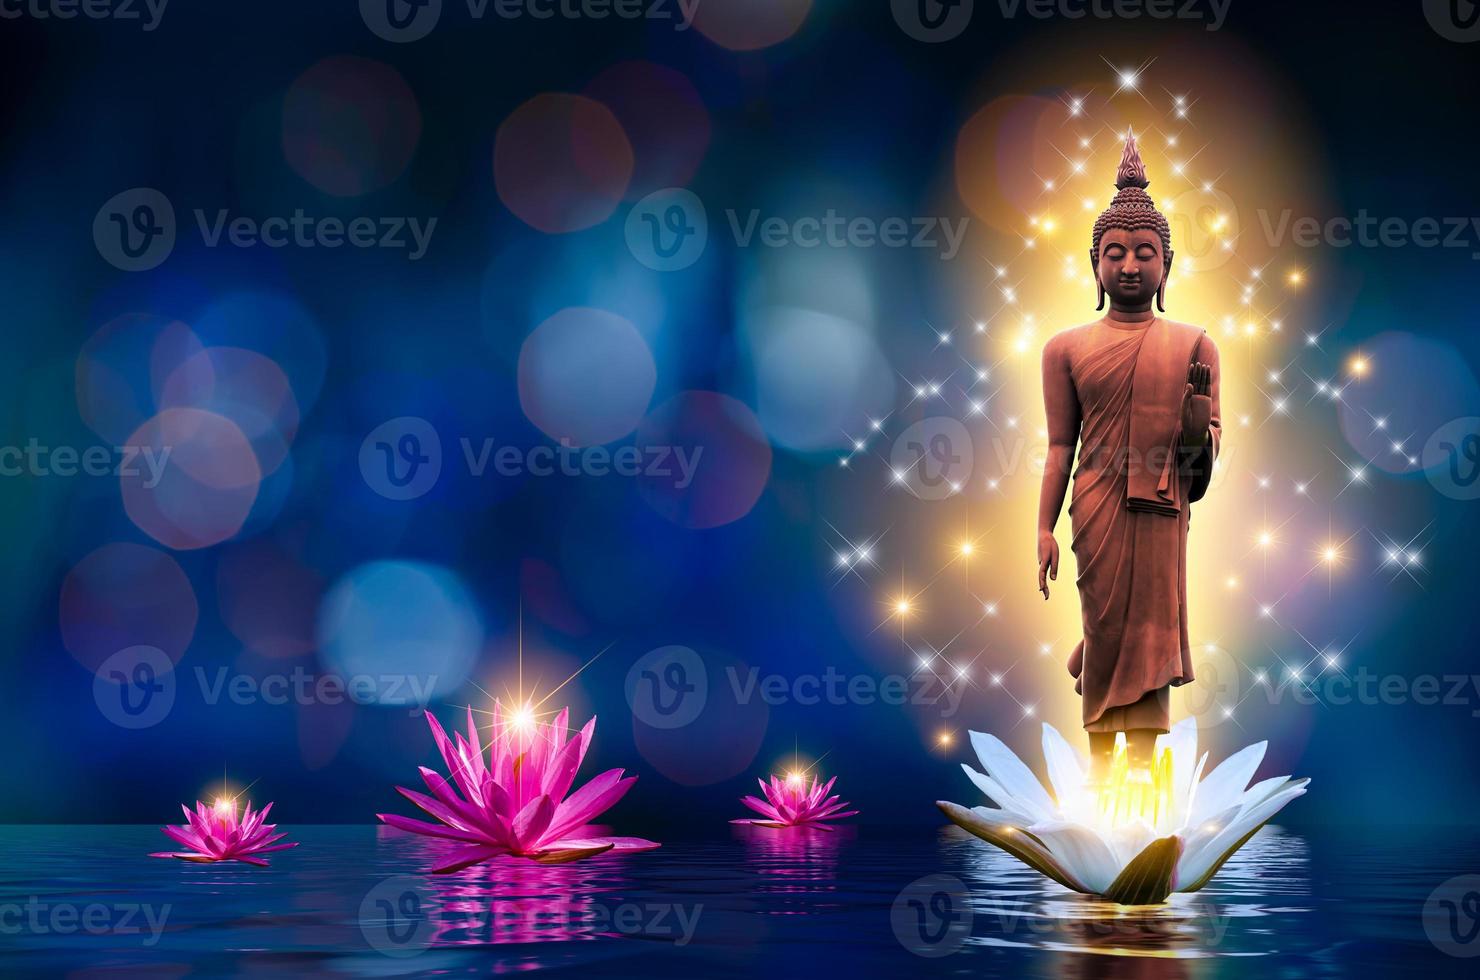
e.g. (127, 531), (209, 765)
(1066, 743), (1175, 834)
(508, 704), (535, 732)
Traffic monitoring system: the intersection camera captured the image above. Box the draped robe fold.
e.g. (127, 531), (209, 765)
(1043, 317), (1221, 733)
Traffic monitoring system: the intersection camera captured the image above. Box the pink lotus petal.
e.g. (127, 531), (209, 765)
(380, 705), (659, 871)
(732, 772), (856, 828)
(544, 772), (636, 844)
(152, 799), (295, 865)
(534, 842), (616, 864)
(510, 794), (556, 849)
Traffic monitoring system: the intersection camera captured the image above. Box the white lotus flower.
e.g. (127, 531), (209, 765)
(936, 717), (1307, 905)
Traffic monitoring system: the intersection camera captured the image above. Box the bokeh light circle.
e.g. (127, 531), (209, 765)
(955, 94), (1064, 235)
(159, 347), (300, 478)
(742, 307), (895, 452)
(691, 0), (813, 51)
(636, 391), (772, 529)
(583, 61), (711, 197)
(632, 649), (769, 785)
(60, 542), (198, 672)
(317, 561), (483, 703)
(76, 313), (205, 446)
(518, 307), (656, 446)
(121, 408), (261, 550)
(283, 56), (422, 197)
(217, 538), (324, 659)
(494, 93), (633, 233)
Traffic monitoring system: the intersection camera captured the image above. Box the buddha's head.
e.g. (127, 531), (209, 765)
(1091, 134), (1173, 313)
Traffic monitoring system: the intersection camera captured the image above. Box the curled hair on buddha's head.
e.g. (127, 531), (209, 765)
(1090, 133), (1172, 267)
(1090, 132), (1174, 311)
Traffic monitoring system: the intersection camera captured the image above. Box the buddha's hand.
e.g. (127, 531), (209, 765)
(1182, 361), (1213, 443)
(1037, 530), (1059, 600)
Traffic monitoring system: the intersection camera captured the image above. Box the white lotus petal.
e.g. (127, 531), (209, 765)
(969, 731), (1057, 818)
(1238, 774), (1293, 811)
(1158, 718), (1199, 820)
(1041, 724), (1087, 806)
(961, 764), (1039, 822)
(1182, 750), (1210, 824)
(1176, 783), (1307, 889)
(1187, 741), (1266, 826)
(1026, 820), (1121, 894)
(1107, 819), (1156, 869)
(1171, 803), (1243, 867)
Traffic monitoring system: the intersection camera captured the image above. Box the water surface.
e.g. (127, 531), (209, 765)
(0, 824), (1470, 977)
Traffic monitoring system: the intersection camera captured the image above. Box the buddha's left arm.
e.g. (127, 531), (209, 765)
(1185, 336), (1221, 503)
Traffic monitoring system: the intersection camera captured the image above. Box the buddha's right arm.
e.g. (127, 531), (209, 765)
(1038, 337), (1080, 535)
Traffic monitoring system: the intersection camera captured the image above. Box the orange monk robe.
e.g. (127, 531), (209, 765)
(1042, 316), (1222, 733)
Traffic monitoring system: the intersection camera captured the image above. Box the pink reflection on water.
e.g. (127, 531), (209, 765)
(735, 823), (849, 913)
(390, 830), (629, 946)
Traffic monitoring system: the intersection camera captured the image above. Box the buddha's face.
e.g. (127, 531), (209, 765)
(1093, 228), (1169, 310)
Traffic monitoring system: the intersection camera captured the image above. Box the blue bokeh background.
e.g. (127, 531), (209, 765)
(1, 1), (1478, 837)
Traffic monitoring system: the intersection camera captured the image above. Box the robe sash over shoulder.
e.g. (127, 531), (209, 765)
(1125, 321), (1214, 516)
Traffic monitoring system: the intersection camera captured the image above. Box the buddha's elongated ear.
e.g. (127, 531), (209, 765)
(1156, 248), (1174, 313)
(1092, 248), (1105, 311)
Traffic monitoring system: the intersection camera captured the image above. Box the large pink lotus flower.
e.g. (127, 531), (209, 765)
(378, 704), (660, 873)
(150, 799), (297, 866)
(732, 772), (858, 829)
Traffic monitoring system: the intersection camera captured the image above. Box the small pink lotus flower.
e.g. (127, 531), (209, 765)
(732, 772), (858, 829)
(378, 703), (659, 873)
(150, 799), (297, 866)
